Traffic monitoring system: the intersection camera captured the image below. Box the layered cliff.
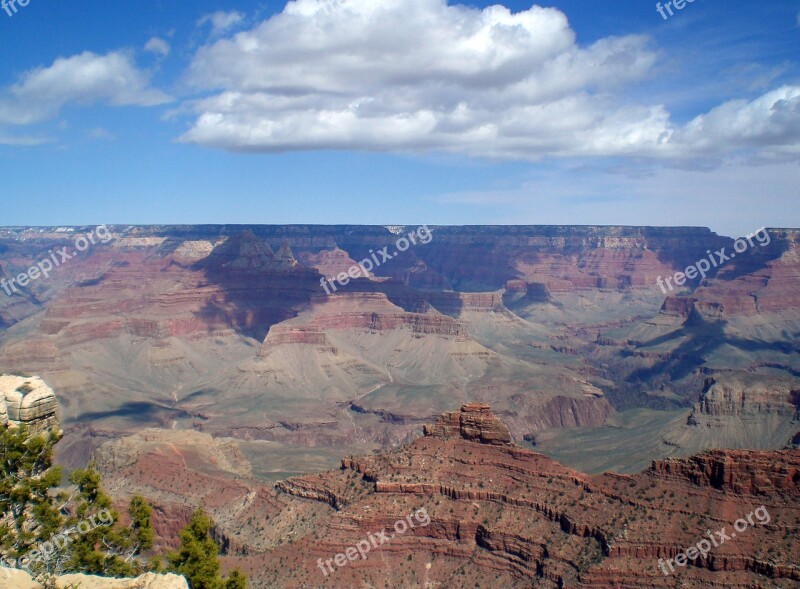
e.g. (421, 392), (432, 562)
(240, 405), (799, 588)
(661, 229), (800, 318)
(658, 374), (800, 452)
(423, 402), (512, 445)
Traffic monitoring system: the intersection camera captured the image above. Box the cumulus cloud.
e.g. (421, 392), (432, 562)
(178, 0), (800, 165)
(144, 37), (171, 57)
(197, 11), (244, 36)
(669, 86), (800, 162)
(0, 50), (172, 126)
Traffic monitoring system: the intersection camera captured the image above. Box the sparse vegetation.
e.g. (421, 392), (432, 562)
(0, 424), (246, 588)
(0, 425), (152, 579)
(167, 508), (247, 589)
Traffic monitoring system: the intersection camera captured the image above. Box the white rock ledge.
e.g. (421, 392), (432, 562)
(0, 568), (189, 589)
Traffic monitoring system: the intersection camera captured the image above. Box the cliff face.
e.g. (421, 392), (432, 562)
(660, 374), (800, 451)
(694, 376), (798, 421)
(647, 448), (800, 495)
(82, 404), (799, 588)
(660, 229), (800, 318)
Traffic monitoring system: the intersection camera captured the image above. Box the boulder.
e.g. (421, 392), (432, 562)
(0, 375), (59, 434)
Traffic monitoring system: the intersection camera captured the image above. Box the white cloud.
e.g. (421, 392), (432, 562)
(667, 86), (800, 163)
(178, 0), (800, 166)
(0, 133), (53, 146)
(87, 127), (116, 141)
(0, 50), (172, 126)
(144, 37), (171, 57)
(197, 11), (244, 36)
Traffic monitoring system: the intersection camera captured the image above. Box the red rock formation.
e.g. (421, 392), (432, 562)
(235, 405), (799, 588)
(648, 449), (800, 495)
(423, 402), (512, 445)
(660, 295), (695, 318)
(289, 292), (467, 337)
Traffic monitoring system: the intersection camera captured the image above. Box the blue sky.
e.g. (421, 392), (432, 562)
(0, 0), (798, 237)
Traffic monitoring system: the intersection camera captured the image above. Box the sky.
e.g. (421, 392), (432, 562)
(0, 0), (798, 237)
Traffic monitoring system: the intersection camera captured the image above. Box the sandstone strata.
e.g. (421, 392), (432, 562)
(663, 374), (800, 450)
(423, 402), (512, 445)
(0, 375), (59, 434)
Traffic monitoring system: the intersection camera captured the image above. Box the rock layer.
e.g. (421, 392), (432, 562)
(0, 375), (59, 434)
(423, 402), (512, 445)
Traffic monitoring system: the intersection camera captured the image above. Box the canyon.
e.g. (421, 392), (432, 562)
(1, 224), (798, 587)
(0, 224), (796, 473)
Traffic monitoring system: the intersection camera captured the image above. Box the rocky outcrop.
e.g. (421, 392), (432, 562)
(275, 477), (349, 509)
(297, 247), (371, 281)
(659, 295), (695, 318)
(290, 292), (467, 337)
(424, 291), (506, 315)
(0, 375), (59, 434)
(274, 241), (299, 271)
(424, 403), (512, 445)
(693, 376), (799, 420)
(201, 230), (279, 272)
